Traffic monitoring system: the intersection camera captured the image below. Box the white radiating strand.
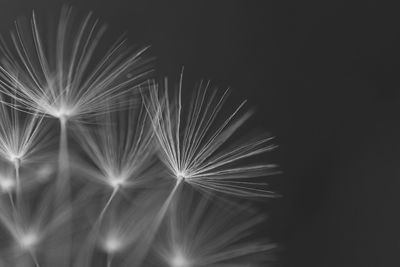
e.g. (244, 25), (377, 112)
(143, 78), (278, 198)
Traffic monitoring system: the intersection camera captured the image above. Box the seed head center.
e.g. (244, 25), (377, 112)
(176, 170), (190, 181)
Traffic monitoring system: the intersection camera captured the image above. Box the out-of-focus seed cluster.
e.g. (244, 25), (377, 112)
(0, 6), (278, 267)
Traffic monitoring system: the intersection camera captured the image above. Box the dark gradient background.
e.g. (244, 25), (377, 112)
(1, 1), (399, 266)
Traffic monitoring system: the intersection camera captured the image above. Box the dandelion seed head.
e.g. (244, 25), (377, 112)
(176, 170), (190, 181)
(52, 106), (75, 121)
(8, 153), (22, 164)
(108, 174), (127, 189)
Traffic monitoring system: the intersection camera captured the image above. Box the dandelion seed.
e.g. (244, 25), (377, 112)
(73, 99), (155, 221)
(0, 98), (50, 165)
(132, 76), (278, 266)
(0, 96), (52, 204)
(143, 77), (278, 198)
(0, 6), (152, 123)
(74, 99), (154, 190)
(155, 191), (275, 267)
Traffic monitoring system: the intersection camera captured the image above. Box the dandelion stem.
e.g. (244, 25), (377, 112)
(134, 178), (184, 266)
(11, 159), (22, 225)
(78, 187), (119, 267)
(97, 186), (119, 223)
(31, 252), (41, 267)
(50, 116), (71, 267)
(156, 178), (184, 224)
(57, 117), (70, 197)
(106, 254), (113, 267)
(7, 191), (15, 210)
(13, 159), (21, 208)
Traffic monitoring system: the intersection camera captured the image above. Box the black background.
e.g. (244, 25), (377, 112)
(1, 1), (400, 266)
